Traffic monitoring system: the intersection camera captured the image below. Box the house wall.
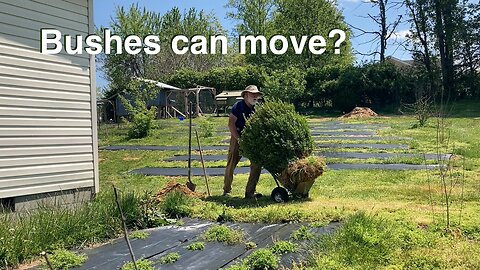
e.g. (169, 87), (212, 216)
(0, 0), (98, 210)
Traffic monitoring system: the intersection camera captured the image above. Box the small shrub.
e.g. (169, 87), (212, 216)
(186, 242), (205, 251)
(198, 117), (215, 137)
(160, 191), (193, 218)
(127, 110), (156, 139)
(290, 226), (315, 241)
(160, 252), (180, 264)
(270, 240), (297, 255)
(129, 231), (150, 240)
(245, 248), (278, 270)
(120, 80), (159, 139)
(240, 99), (314, 175)
(120, 258), (154, 270)
(40, 249), (87, 270)
(202, 225), (245, 245)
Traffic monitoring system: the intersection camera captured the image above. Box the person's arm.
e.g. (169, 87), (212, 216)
(228, 113), (240, 140)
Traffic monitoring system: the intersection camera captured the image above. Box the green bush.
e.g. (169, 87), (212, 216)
(202, 225), (245, 245)
(263, 67), (306, 103)
(197, 117), (215, 137)
(240, 99), (314, 175)
(270, 240), (297, 255)
(120, 258), (154, 270)
(39, 249), (87, 270)
(186, 242), (205, 251)
(245, 248), (278, 270)
(160, 191), (193, 218)
(160, 252), (180, 264)
(129, 231), (150, 240)
(119, 80), (159, 139)
(290, 225), (315, 241)
(127, 109), (156, 139)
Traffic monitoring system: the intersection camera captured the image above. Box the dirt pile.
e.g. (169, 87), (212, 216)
(279, 156), (325, 194)
(155, 180), (200, 201)
(341, 107), (378, 118)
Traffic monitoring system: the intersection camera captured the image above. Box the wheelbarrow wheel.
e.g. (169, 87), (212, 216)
(271, 187), (289, 203)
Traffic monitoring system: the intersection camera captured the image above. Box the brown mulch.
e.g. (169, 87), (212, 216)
(341, 107), (378, 118)
(155, 180), (202, 201)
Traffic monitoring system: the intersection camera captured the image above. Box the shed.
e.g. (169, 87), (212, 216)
(0, 0), (98, 210)
(215, 90), (243, 115)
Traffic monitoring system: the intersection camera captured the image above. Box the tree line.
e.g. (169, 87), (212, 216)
(99, 0), (480, 112)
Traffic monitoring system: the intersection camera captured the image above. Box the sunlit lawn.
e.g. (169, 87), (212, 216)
(98, 103), (480, 268)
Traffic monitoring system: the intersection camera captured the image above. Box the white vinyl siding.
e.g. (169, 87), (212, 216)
(0, 0), (97, 198)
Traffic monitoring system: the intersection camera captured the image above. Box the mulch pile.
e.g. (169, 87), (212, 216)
(341, 107), (378, 118)
(155, 180), (201, 201)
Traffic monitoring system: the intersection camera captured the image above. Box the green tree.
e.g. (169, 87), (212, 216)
(119, 80), (159, 139)
(99, 4), (162, 98)
(263, 67), (306, 104)
(152, 7), (229, 79)
(272, 0), (354, 69)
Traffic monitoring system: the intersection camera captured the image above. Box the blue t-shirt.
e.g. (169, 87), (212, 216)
(231, 100), (254, 134)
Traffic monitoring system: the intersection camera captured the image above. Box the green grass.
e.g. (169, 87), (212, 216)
(39, 249), (87, 270)
(290, 226), (315, 241)
(0, 190), (159, 268)
(120, 258), (154, 270)
(4, 102), (479, 269)
(186, 241), (205, 251)
(306, 212), (480, 269)
(95, 107), (480, 269)
(270, 240), (297, 255)
(129, 231), (150, 240)
(202, 225), (245, 245)
(160, 252), (180, 264)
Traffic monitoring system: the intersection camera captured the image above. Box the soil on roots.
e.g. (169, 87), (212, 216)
(279, 156), (325, 193)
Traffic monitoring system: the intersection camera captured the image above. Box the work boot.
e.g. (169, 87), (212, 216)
(244, 192), (263, 200)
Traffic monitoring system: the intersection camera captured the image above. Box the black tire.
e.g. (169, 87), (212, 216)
(271, 187), (289, 203)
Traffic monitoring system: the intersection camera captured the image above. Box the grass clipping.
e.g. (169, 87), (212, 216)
(279, 156), (325, 194)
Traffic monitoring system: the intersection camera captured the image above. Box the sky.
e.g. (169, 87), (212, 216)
(93, 0), (412, 89)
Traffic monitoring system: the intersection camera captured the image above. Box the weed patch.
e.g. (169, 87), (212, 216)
(129, 231), (150, 240)
(202, 225), (245, 245)
(308, 212), (438, 269)
(245, 248), (279, 270)
(270, 240), (297, 255)
(160, 252), (180, 264)
(120, 258), (154, 270)
(290, 226), (315, 241)
(186, 242), (205, 251)
(160, 191), (194, 218)
(39, 249), (87, 270)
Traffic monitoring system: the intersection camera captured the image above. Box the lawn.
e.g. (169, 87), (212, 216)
(2, 102), (479, 269)
(94, 102), (480, 268)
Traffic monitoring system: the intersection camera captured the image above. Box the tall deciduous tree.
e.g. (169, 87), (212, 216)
(152, 7), (228, 79)
(273, 0), (354, 69)
(100, 5), (228, 98)
(350, 0), (402, 62)
(99, 4), (161, 97)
